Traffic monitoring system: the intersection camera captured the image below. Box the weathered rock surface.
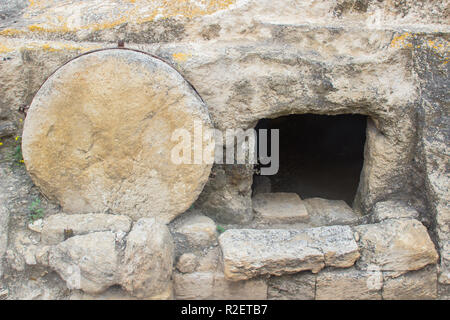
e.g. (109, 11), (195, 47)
(175, 214), (217, 247)
(371, 200), (419, 222)
(303, 197), (359, 226)
(22, 49), (213, 223)
(219, 225), (359, 281)
(120, 218), (174, 298)
(196, 164), (254, 224)
(0, 121), (16, 138)
(253, 193), (309, 224)
(383, 265), (437, 300)
(176, 253), (199, 274)
(355, 219), (439, 274)
(213, 273), (267, 300)
(316, 268), (382, 300)
(197, 247), (221, 272)
(268, 272), (316, 300)
(48, 232), (119, 294)
(0, 0), (448, 300)
(173, 272), (215, 300)
(0, 172), (9, 278)
(173, 271), (267, 300)
(41, 213), (132, 244)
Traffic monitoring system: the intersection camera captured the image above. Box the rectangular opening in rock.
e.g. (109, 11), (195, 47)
(252, 114), (367, 206)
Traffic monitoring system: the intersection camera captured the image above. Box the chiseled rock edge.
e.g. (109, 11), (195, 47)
(219, 225), (360, 281)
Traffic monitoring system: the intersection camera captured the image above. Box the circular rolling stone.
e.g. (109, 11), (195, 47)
(22, 49), (214, 223)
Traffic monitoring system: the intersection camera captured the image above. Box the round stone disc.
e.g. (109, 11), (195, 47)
(22, 49), (214, 223)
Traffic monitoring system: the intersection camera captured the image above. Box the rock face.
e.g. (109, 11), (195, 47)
(219, 225), (359, 281)
(253, 193), (309, 224)
(355, 219), (439, 274)
(316, 268), (382, 300)
(120, 218), (174, 298)
(48, 232), (120, 294)
(22, 49), (214, 223)
(41, 213), (132, 244)
(382, 265), (437, 300)
(173, 271), (268, 300)
(174, 214), (217, 247)
(196, 164), (254, 224)
(303, 198), (360, 226)
(268, 272), (316, 300)
(0, 0), (448, 300)
(371, 200), (419, 222)
(0, 173), (9, 278)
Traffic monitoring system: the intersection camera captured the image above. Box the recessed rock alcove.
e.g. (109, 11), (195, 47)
(252, 114), (367, 206)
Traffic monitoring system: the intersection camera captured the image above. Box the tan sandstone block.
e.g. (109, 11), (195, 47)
(316, 268), (382, 300)
(22, 49), (213, 223)
(253, 193), (309, 223)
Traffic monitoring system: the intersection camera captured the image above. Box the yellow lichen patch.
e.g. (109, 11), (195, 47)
(391, 32), (449, 65)
(390, 32), (412, 48)
(172, 52), (191, 63)
(1, 0), (236, 36)
(0, 38), (102, 55)
(28, 23), (72, 33)
(0, 28), (26, 36)
(0, 44), (13, 54)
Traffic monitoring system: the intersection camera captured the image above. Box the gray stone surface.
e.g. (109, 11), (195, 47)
(196, 164), (254, 224)
(304, 197), (360, 226)
(120, 218), (174, 299)
(372, 200), (419, 222)
(174, 214), (217, 247)
(41, 213), (132, 245)
(253, 193), (309, 224)
(219, 225), (359, 281)
(268, 272), (316, 300)
(176, 253), (199, 274)
(173, 271), (267, 300)
(0, 0), (448, 300)
(48, 231), (119, 294)
(383, 265), (438, 300)
(316, 268), (382, 300)
(0, 121), (16, 138)
(0, 170), (9, 278)
(354, 219), (439, 274)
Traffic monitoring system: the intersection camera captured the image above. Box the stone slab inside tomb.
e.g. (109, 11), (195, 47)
(0, 0), (448, 302)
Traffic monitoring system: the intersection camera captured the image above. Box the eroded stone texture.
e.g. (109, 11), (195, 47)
(173, 271), (267, 300)
(268, 272), (316, 300)
(219, 225), (359, 281)
(41, 213), (132, 245)
(0, 170), (9, 278)
(177, 253), (199, 274)
(22, 49), (213, 223)
(383, 265), (438, 300)
(173, 272), (214, 300)
(316, 268), (382, 300)
(253, 193), (309, 224)
(303, 198), (359, 227)
(0, 0), (448, 300)
(174, 214), (217, 247)
(354, 219), (439, 274)
(213, 273), (267, 300)
(195, 164), (254, 224)
(48, 232), (119, 294)
(371, 200), (419, 222)
(120, 218), (174, 299)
